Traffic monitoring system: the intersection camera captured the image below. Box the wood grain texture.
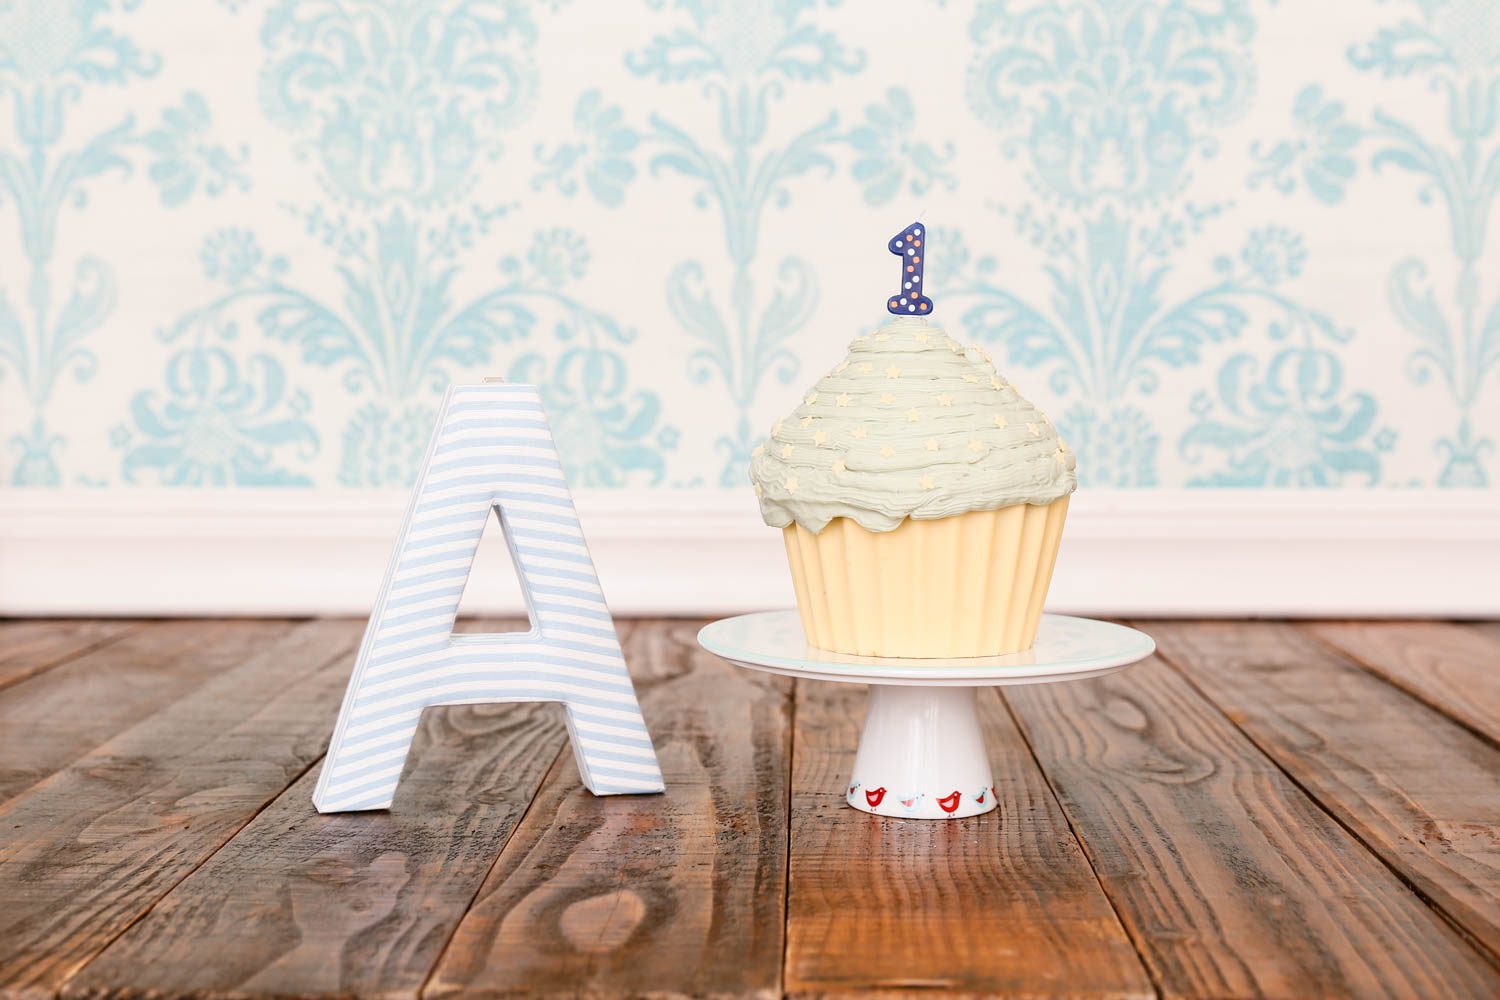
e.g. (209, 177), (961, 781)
(1307, 621), (1500, 746)
(65, 685), (566, 1000)
(784, 682), (1153, 999)
(1150, 620), (1500, 963)
(0, 619), (139, 692)
(425, 619), (793, 1000)
(0, 619), (362, 1000)
(1004, 652), (1500, 1000)
(5, 617), (1500, 1000)
(0, 620), (297, 803)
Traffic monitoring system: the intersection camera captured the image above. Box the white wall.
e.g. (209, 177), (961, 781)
(2, 2), (1498, 615)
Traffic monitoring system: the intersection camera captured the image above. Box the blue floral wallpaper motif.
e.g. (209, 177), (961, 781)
(1, 0), (1496, 492)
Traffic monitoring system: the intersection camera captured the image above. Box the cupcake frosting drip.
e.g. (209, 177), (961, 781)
(748, 316), (1077, 534)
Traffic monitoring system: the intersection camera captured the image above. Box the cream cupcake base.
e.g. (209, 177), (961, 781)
(782, 497), (1069, 658)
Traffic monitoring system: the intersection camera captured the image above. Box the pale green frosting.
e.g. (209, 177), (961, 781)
(748, 316), (1077, 534)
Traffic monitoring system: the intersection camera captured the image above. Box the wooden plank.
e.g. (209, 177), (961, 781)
(425, 619), (794, 1000)
(0, 619), (362, 1000)
(783, 683), (1153, 998)
(0, 619), (140, 692)
(1308, 621), (1500, 746)
(0, 620), (299, 803)
(65, 693), (566, 1000)
(1004, 650), (1500, 999)
(1150, 620), (1500, 963)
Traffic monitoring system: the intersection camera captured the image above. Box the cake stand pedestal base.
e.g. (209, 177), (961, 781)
(848, 685), (994, 818)
(698, 611), (1155, 821)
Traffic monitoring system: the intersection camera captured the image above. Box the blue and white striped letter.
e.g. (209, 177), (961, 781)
(313, 382), (665, 812)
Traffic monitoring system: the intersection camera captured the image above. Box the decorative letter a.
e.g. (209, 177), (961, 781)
(313, 382), (665, 812)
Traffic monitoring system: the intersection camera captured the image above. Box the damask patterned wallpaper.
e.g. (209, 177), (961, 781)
(2, 0), (1497, 494)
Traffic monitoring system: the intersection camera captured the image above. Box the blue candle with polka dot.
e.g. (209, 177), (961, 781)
(887, 222), (933, 316)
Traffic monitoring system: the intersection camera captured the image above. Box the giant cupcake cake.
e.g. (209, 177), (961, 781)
(748, 223), (1076, 658)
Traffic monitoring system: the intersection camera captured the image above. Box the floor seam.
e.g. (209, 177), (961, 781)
(1298, 621), (1500, 753)
(51, 628), (359, 998)
(416, 733), (571, 1000)
(779, 676), (798, 1000)
(1148, 623), (1500, 975)
(996, 686), (1165, 1000)
(0, 620), (149, 696)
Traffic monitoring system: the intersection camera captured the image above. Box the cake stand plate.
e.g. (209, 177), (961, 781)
(698, 611), (1154, 820)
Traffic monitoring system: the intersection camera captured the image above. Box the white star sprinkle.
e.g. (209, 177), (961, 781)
(785, 476), (799, 493)
(885, 366), (901, 379)
(853, 426), (869, 439)
(836, 361), (849, 372)
(991, 376), (1004, 390)
(833, 458), (846, 473)
(1027, 423), (1040, 436)
(925, 438), (940, 452)
(937, 393), (953, 407)
(813, 430), (828, 446)
(752, 444), (764, 457)
(772, 419), (783, 437)
(906, 408), (921, 422)
(919, 474), (935, 490)
(805, 392), (818, 405)
(994, 414), (1008, 428)
(963, 374), (979, 383)
(880, 445), (895, 458)
(781, 443), (794, 458)
(859, 363), (874, 374)
(800, 415), (813, 427)
(881, 392), (894, 405)
(969, 440), (984, 453)
(836, 393), (851, 407)
(914, 331), (930, 344)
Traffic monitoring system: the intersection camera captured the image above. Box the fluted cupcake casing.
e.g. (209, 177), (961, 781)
(782, 496), (1069, 658)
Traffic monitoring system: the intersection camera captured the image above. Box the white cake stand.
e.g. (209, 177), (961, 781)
(698, 611), (1154, 820)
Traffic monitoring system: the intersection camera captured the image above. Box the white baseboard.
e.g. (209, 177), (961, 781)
(1, 489), (1496, 618)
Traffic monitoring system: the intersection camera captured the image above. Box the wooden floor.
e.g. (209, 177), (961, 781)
(1, 620), (1499, 999)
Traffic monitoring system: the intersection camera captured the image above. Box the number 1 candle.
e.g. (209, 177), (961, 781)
(887, 222), (933, 316)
